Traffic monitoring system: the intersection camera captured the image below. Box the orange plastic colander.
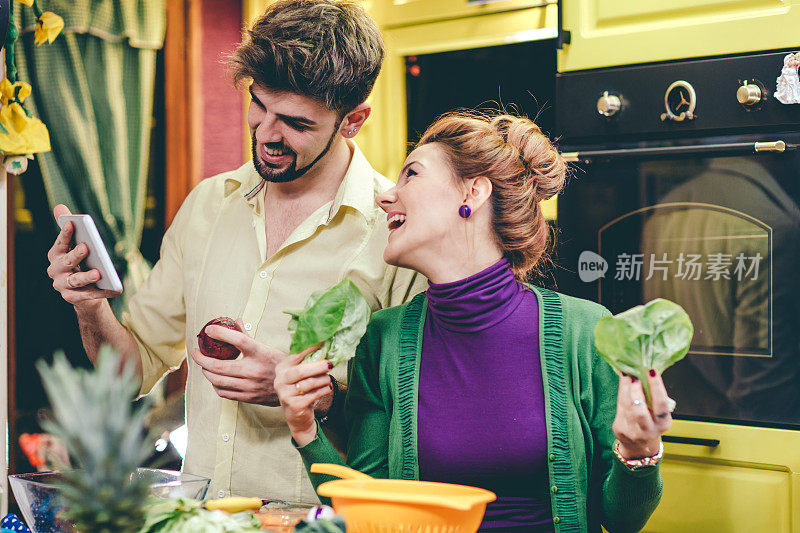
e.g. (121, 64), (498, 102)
(311, 463), (496, 533)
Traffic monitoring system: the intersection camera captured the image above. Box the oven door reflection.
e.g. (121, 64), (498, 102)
(559, 154), (800, 427)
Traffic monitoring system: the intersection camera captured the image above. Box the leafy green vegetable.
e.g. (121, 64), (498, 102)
(286, 279), (372, 366)
(139, 497), (261, 533)
(594, 298), (694, 402)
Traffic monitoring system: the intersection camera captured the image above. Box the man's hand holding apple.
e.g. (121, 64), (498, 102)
(191, 318), (327, 408)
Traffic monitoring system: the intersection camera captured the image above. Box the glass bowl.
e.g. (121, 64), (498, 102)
(9, 468), (211, 533)
(131, 468), (211, 500)
(256, 501), (317, 532)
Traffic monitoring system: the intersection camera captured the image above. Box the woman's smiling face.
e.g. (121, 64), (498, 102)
(376, 143), (466, 273)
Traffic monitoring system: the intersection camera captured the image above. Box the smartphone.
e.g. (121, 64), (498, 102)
(57, 214), (124, 293)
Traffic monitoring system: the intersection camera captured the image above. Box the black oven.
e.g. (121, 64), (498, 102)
(554, 51), (800, 428)
(405, 39), (556, 144)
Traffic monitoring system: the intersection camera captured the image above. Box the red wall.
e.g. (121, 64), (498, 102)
(201, 0), (245, 179)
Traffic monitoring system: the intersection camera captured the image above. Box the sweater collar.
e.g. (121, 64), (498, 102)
(425, 258), (524, 332)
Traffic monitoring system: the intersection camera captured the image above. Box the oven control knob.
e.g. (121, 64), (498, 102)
(737, 83), (762, 106)
(597, 92), (621, 117)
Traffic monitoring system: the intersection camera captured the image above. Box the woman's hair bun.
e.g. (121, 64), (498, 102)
(489, 115), (566, 202)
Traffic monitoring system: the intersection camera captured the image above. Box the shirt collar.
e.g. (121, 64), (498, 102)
(329, 141), (378, 222)
(235, 140), (377, 222)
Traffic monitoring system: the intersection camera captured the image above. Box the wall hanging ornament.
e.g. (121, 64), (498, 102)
(774, 52), (800, 105)
(0, 0), (64, 173)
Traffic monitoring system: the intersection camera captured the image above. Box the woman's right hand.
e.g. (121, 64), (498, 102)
(274, 343), (332, 446)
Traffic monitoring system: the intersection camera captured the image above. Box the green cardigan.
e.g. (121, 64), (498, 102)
(297, 286), (662, 532)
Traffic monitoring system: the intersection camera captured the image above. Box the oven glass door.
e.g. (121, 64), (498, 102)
(554, 132), (800, 428)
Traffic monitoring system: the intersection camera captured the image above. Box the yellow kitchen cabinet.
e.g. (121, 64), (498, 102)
(244, 0), (550, 32)
(366, 0), (550, 29)
(643, 420), (800, 532)
(559, 0), (800, 72)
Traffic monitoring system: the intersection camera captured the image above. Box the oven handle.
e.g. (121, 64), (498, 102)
(662, 435), (720, 448)
(562, 140), (792, 163)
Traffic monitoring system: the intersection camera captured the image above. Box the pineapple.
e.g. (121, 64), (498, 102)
(37, 346), (154, 533)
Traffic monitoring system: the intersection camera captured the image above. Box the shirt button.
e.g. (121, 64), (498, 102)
(222, 433), (230, 442)
(244, 323), (252, 331)
(259, 270), (268, 279)
(251, 221), (256, 228)
(549, 453), (556, 461)
(217, 490), (226, 498)
(553, 517), (560, 524)
(551, 485), (558, 493)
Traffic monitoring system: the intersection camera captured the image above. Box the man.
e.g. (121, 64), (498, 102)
(46, 0), (424, 502)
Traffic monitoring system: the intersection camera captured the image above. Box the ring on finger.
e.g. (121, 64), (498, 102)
(295, 383), (305, 395)
(632, 399), (643, 407)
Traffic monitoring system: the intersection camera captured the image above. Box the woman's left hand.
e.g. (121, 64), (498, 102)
(612, 370), (674, 459)
(274, 343), (331, 446)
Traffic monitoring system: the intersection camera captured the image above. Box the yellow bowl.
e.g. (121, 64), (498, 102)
(312, 463), (496, 533)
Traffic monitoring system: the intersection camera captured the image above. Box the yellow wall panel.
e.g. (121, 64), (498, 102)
(559, 0), (800, 71)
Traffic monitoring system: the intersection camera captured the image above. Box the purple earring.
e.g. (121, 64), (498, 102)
(458, 204), (471, 218)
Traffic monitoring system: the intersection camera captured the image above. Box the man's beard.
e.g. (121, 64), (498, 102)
(251, 128), (338, 184)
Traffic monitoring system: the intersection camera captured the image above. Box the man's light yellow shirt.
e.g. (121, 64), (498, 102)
(123, 143), (425, 502)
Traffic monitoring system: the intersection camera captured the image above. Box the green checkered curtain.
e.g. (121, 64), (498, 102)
(13, 0), (166, 314)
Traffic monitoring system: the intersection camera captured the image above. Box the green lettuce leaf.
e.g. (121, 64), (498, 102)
(594, 298), (694, 402)
(286, 279), (372, 366)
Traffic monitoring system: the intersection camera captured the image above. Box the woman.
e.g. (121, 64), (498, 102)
(275, 112), (673, 532)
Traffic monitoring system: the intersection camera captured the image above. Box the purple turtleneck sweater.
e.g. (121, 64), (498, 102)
(418, 259), (553, 532)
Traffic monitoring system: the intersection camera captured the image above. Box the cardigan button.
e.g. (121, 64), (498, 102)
(549, 453), (556, 461)
(551, 485), (558, 493)
(553, 517), (560, 524)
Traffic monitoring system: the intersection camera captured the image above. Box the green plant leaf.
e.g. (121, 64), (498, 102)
(286, 279), (372, 365)
(288, 287), (347, 354)
(594, 298), (693, 402)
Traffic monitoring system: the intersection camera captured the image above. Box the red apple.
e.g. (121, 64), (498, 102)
(197, 317), (242, 360)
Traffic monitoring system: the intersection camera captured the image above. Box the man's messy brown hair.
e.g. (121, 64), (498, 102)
(230, 0), (385, 116)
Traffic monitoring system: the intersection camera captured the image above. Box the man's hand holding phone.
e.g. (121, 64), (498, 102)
(47, 204), (123, 308)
